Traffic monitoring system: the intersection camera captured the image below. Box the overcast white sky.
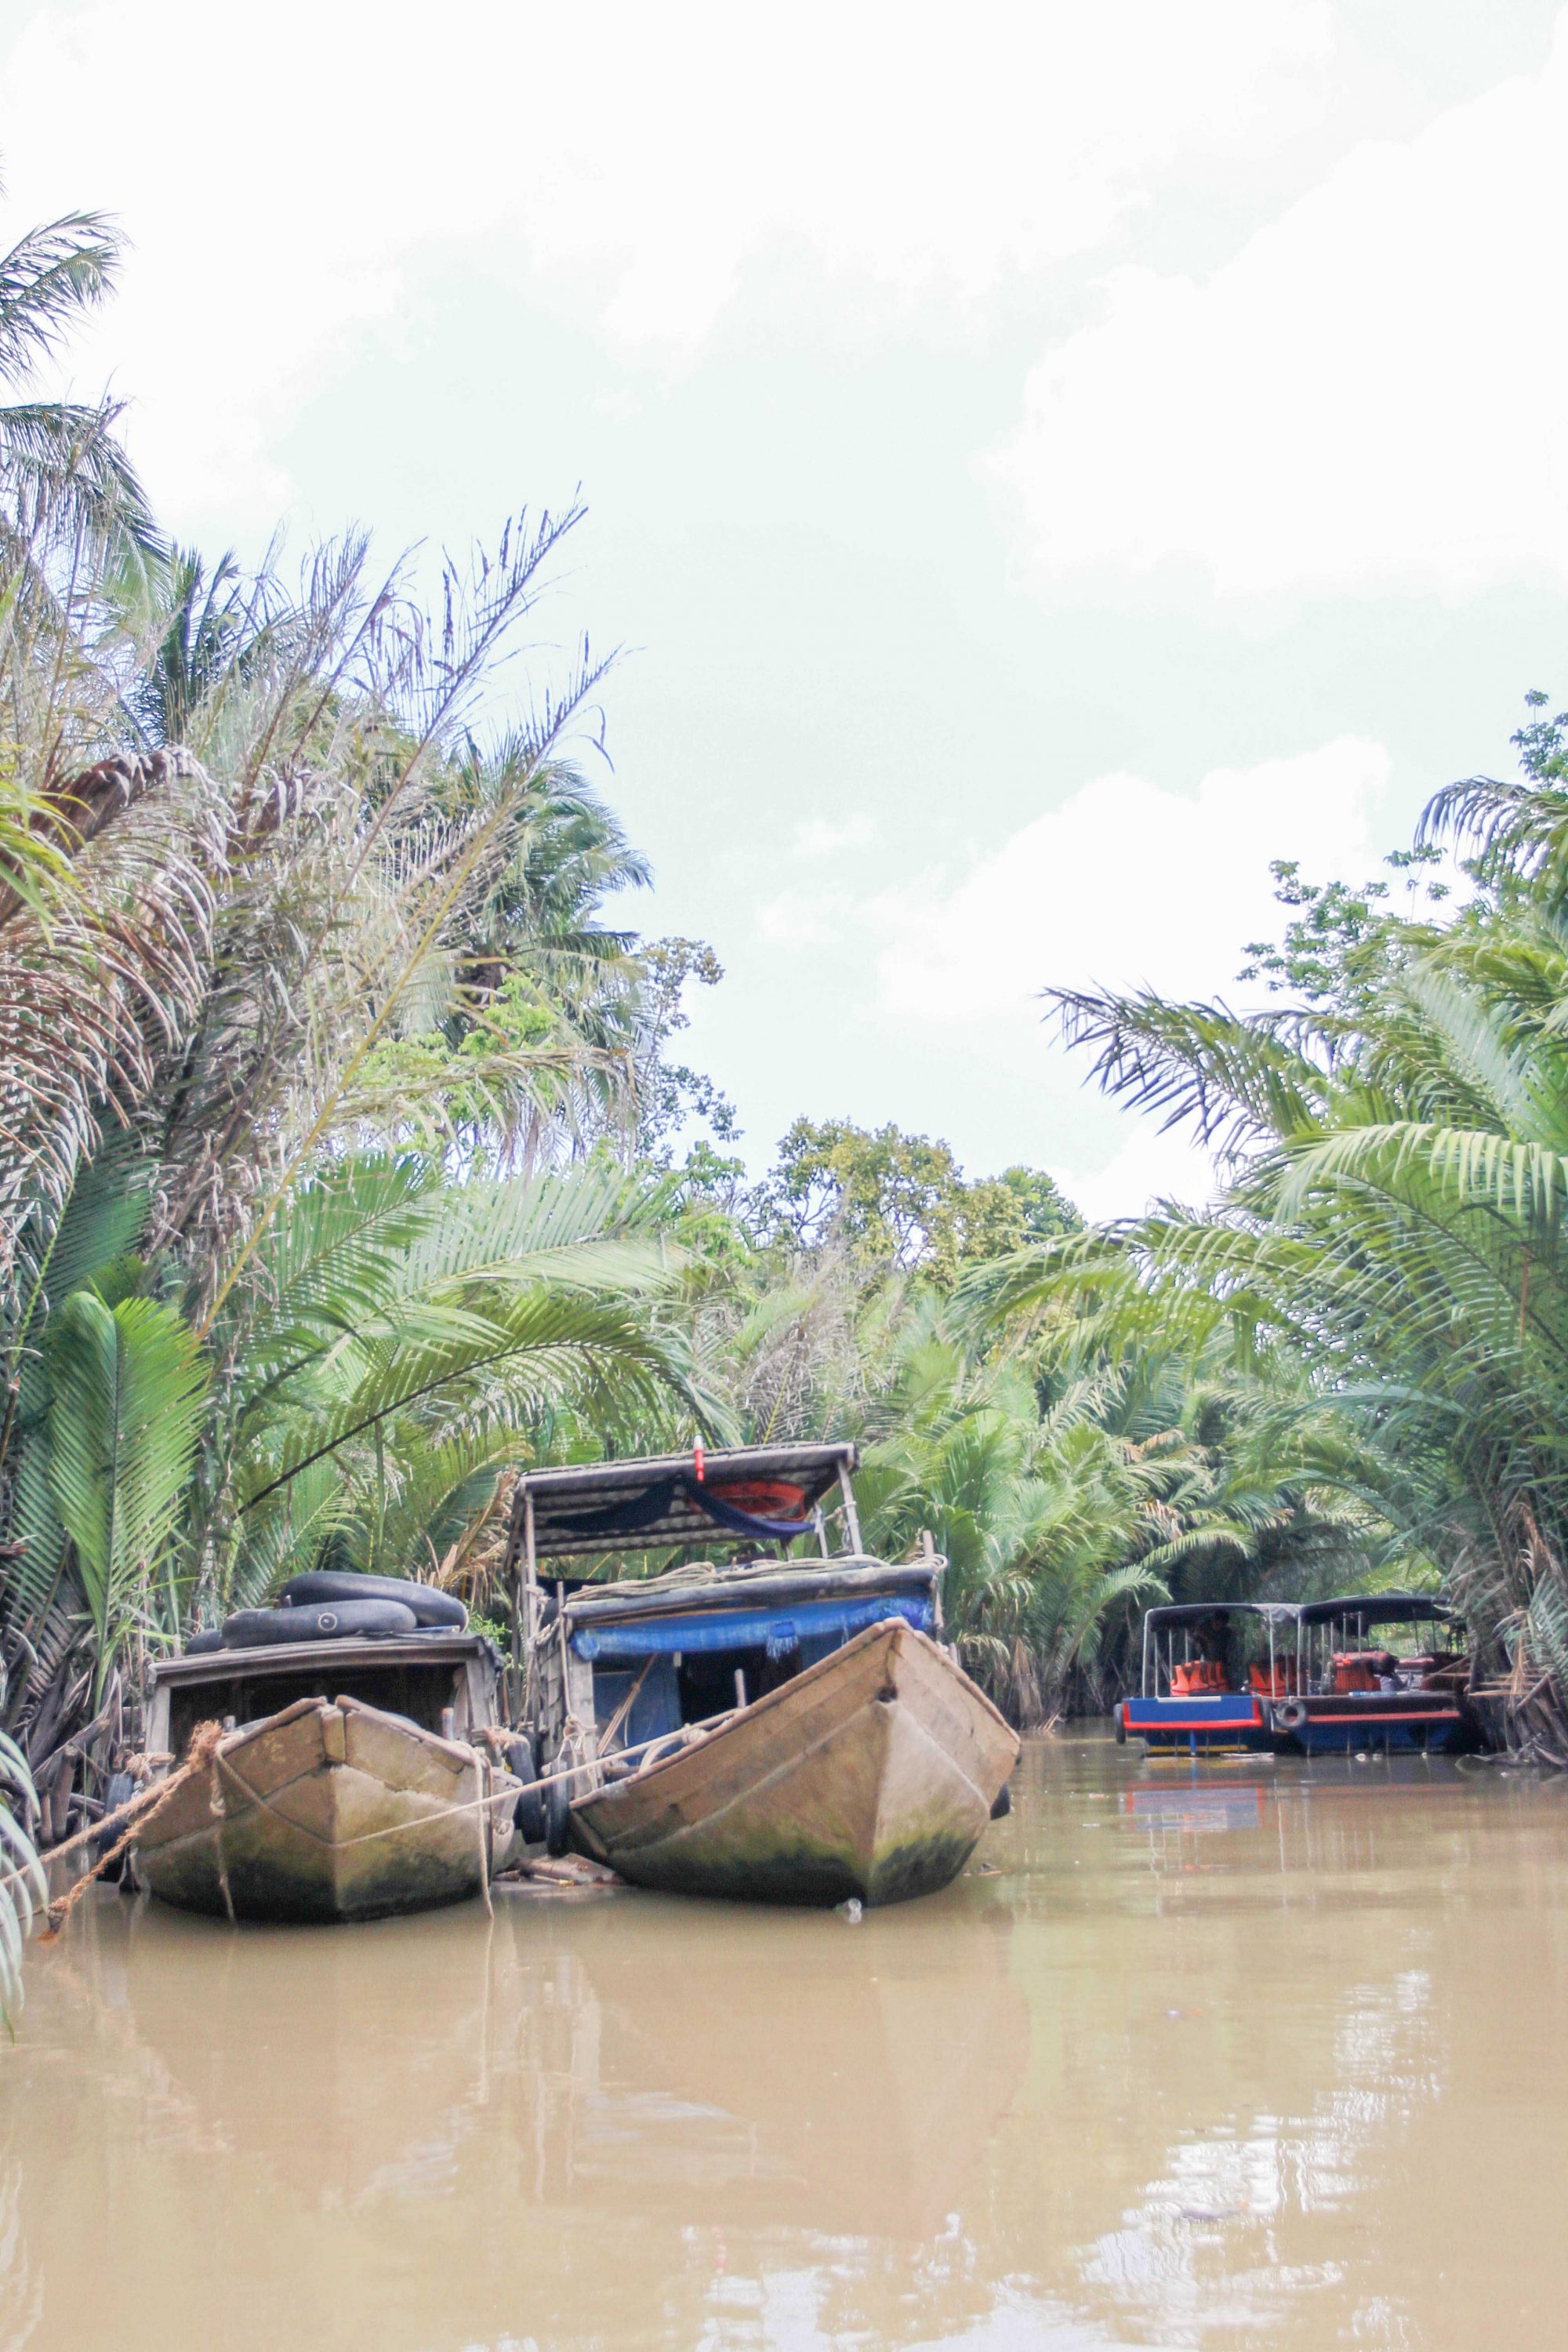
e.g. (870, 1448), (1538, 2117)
(4, 0), (1566, 1215)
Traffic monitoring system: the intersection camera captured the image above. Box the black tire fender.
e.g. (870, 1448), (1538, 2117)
(510, 1737), (548, 1845)
(1274, 1698), (1308, 1734)
(545, 1766), (573, 1857)
(95, 1771), (139, 1882)
(1113, 1703), (1127, 1745)
(278, 1570), (468, 1629)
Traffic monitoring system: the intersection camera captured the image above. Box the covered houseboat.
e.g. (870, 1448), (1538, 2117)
(1117, 1594), (1479, 1757)
(512, 1443), (1018, 1907)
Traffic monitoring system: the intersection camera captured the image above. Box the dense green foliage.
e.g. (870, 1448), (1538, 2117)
(0, 1730), (41, 2035)
(0, 176), (708, 1826)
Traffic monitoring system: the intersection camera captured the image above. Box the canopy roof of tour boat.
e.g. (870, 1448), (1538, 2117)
(1143, 1600), (1303, 1631)
(1144, 1592), (1460, 1634)
(1296, 1592), (1461, 1629)
(510, 1442), (858, 1559)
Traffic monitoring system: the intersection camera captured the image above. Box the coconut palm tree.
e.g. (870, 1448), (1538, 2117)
(0, 194), (158, 559)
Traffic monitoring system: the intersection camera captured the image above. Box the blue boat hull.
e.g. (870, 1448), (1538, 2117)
(1272, 1697), (1473, 1755)
(1120, 1696), (1271, 1752)
(1119, 1693), (1476, 1755)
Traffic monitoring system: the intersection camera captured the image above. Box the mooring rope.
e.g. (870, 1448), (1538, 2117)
(35, 1721), (227, 1939)
(4, 1700), (743, 1933)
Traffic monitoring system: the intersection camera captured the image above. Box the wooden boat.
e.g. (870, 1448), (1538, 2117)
(510, 1443), (1019, 1907)
(137, 1624), (524, 1922)
(1117, 1594), (1484, 1758)
(567, 1614), (1018, 1904)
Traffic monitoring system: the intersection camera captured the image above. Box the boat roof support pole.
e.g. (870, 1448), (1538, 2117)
(837, 1464), (862, 1556)
(920, 1528), (944, 1632)
(510, 1490), (537, 1723)
(524, 1491), (538, 1627)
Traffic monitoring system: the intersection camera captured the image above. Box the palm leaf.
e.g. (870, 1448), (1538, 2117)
(45, 1295), (209, 1690)
(0, 1730), (42, 2038)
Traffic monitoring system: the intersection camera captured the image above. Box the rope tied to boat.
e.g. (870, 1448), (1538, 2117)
(6, 1702), (745, 1935)
(34, 1720), (227, 1940)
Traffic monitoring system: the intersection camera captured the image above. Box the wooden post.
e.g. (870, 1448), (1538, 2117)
(837, 1464), (862, 1556)
(920, 1527), (943, 1632)
(523, 1491), (539, 1681)
(506, 1487), (539, 1726)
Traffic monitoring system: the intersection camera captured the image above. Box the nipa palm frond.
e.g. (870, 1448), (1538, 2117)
(45, 1294), (209, 1690)
(0, 1729), (44, 2038)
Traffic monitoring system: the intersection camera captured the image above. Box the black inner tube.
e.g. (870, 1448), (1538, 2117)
(279, 1570), (467, 1628)
(220, 1599), (420, 1649)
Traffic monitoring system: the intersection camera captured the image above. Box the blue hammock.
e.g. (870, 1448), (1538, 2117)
(548, 1472), (813, 1548)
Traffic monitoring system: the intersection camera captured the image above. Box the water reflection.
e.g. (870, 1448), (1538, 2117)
(5, 1732), (1568, 2349)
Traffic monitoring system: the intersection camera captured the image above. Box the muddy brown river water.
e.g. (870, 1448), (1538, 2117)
(5, 1727), (1566, 2350)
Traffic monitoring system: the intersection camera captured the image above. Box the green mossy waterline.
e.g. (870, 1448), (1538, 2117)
(136, 1736), (508, 1924)
(569, 1739), (993, 1907)
(138, 1822), (486, 1925)
(569, 1818), (982, 1908)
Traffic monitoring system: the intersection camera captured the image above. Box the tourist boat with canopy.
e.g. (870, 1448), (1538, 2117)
(511, 1442), (1018, 1906)
(132, 1574), (527, 1922)
(1116, 1593), (1480, 1756)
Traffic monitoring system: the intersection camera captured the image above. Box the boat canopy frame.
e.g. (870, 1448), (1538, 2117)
(1142, 1602), (1299, 1700)
(503, 1444), (866, 1701)
(1141, 1593), (1463, 1700)
(506, 1443), (859, 1563)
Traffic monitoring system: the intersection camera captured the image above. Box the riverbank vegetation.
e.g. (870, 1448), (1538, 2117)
(1001, 711), (1568, 1761)
(3, 167), (1567, 1857)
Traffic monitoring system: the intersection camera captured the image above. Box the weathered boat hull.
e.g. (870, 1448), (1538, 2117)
(136, 1693), (518, 1924)
(566, 1617), (1019, 1907)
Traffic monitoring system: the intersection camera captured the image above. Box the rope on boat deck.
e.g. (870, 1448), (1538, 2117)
(274, 1705), (740, 1855)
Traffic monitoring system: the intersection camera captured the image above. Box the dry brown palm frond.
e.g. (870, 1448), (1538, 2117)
(134, 509), (621, 1319)
(0, 748), (227, 1282)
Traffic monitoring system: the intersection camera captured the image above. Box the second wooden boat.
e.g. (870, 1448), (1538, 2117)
(510, 1443), (1020, 1907)
(564, 1613), (1018, 1905)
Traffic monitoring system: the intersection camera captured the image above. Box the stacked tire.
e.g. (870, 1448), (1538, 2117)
(191, 1570), (469, 1653)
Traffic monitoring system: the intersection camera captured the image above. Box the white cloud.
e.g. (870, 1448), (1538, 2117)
(1050, 1126), (1221, 1226)
(859, 738), (1389, 1218)
(0, 0), (1334, 519)
(875, 737), (1389, 1022)
(790, 815), (874, 858)
(992, 16), (1568, 598)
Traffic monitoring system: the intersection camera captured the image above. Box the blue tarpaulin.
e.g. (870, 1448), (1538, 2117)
(571, 1592), (931, 1662)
